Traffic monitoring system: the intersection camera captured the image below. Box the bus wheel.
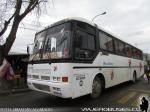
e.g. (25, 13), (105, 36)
(132, 72), (137, 83)
(90, 76), (102, 99)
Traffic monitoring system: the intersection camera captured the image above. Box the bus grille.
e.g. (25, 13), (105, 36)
(32, 75), (39, 79)
(32, 69), (51, 74)
(33, 83), (50, 92)
(41, 76), (50, 80)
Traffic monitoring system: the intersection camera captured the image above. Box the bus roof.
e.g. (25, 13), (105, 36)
(37, 17), (123, 42)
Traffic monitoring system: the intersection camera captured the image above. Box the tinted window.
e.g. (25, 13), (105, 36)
(139, 51), (143, 60)
(87, 34), (95, 50)
(98, 30), (143, 59)
(77, 21), (95, 34)
(99, 31), (114, 52)
(107, 37), (114, 52)
(75, 30), (95, 50)
(125, 44), (132, 57)
(74, 30), (95, 59)
(114, 40), (125, 55)
(135, 50), (142, 60)
(48, 24), (65, 34)
(87, 24), (95, 34)
(133, 48), (138, 59)
(77, 22), (86, 29)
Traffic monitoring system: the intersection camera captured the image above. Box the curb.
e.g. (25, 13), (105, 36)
(0, 88), (31, 96)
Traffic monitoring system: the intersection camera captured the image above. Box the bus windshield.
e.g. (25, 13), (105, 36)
(29, 23), (71, 61)
(33, 31), (46, 54)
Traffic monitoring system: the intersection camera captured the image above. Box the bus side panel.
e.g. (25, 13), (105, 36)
(72, 63), (100, 98)
(95, 53), (130, 88)
(71, 53), (144, 98)
(94, 53), (144, 88)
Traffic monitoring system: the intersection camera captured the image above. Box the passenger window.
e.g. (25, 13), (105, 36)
(99, 31), (114, 52)
(139, 51), (143, 60)
(125, 45), (132, 57)
(136, 50), (142, 59)
(87, 24), (95, 34)
(114, 40), (125, 55)
(132, 48), (138, 59)
(74, 30), (96, 60)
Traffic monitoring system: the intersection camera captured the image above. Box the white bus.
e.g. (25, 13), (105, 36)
(27, 18), (144, 99)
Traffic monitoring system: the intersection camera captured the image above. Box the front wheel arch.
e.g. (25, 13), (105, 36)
(95, 74), (105, 90)
(90, 74), (105, 99)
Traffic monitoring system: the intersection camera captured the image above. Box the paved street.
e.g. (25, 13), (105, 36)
(0, 77), (150, 112)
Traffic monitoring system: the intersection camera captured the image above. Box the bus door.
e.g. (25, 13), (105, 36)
(72, 26), (96, 98)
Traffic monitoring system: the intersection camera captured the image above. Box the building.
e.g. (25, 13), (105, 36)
(0, 52), (29, 91)
(143, 53), (150, 66)
(7, 52), (29, 84)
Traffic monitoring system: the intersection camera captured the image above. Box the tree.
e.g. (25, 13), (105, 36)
(0, 0), (47, 65)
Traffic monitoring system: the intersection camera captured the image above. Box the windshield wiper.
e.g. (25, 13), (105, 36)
(30, 48), (43, 63)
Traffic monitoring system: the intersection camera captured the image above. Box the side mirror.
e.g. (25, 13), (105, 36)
(27, 46), (29, 54)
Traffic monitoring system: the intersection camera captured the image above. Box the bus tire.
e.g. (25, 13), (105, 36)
(90, 76), (102, 99)
(132, 71), (137, 83)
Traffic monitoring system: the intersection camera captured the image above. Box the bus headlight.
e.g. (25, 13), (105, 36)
(53, 76), (61, 82)
(52, 76), (68, 82)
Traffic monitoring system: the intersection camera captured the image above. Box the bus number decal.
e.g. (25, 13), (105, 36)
(75, 74), (85, 80)
(74, 74), (85, 87)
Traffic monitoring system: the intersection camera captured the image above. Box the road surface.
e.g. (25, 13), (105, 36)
(0, 77), (150, 112)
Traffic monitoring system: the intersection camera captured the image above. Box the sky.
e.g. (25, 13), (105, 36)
(5, 0), (150, 53)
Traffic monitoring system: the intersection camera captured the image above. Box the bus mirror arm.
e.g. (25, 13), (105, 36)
(27, 46), (29, 54)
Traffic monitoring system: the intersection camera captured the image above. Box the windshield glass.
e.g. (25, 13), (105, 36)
(29, 23), (71, 61)
(33, 31), (46, 54)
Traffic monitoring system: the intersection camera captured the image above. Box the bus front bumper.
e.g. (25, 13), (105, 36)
(27, 79), (72, 98)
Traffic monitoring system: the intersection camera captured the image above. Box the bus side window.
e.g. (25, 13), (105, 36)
(133, 48), (138, 59)
(114, 40), (125, 55)
(137, 50), (142, 60)
(74, 30), (95, 60)
(126, 48), (130, 57)
(99, 31), (114, 52)
(125, 45), (132, 58)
